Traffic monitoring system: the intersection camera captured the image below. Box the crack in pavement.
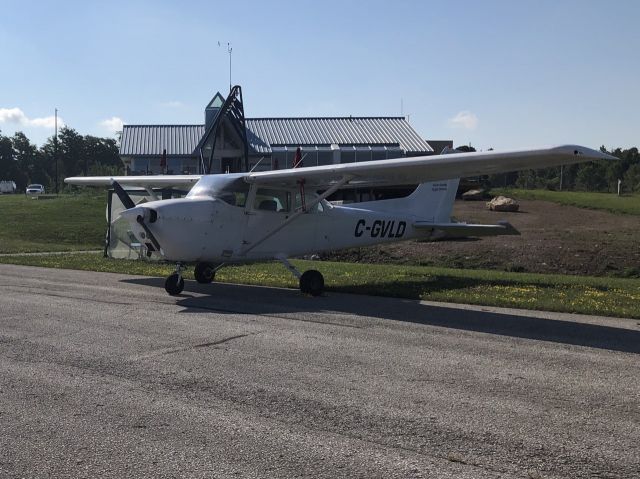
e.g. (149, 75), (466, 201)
(0, 285), (136, 307)
(133, 333), (256, 360)
(173, 300), (365, 329)
(164, 333), (252, 354)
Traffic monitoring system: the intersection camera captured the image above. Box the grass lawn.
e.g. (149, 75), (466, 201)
(1, 253), (638, 319)
(492, 188), (640, 215)
(0, 194), (106, 253)
(1, 191), (638, 319)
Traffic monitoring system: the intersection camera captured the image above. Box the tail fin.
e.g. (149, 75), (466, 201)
(405, 178), (460, 222)
(353, 178), (460, 222)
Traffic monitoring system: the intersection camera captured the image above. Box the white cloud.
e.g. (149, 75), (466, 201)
(0, 107), (63, 129)
(100, 116), (124, 134)
(448, 110), (479, 130)
(0, 107), (26, 124)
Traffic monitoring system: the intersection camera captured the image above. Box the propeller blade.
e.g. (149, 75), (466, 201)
(136, 214), (162, 253)
(111, 179), (136, 209)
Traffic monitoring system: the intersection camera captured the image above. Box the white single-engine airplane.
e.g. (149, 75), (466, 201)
(66, 145), (614, 296)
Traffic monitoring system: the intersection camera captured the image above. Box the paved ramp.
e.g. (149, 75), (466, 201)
(0, 264), (638, 478)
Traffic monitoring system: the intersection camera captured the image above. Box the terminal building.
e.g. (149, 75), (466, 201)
(108, 87), (453, 258)
(119, 87), (449, 176)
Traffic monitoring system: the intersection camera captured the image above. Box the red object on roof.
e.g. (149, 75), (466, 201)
(293, 146), (302, 168)
(160, 149), (167, 168)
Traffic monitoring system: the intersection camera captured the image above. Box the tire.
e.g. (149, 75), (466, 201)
(299, 270), (324, 296)
(194, 262), (215, 284)
(165, 273), (185, 295)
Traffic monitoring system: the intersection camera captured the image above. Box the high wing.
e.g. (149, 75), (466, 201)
(64, 175), (201, 188)
(245, 145), (615, 189)
(64, 145), (614, 190)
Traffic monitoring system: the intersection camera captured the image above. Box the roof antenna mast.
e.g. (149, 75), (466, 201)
(218, 41), (232, 93)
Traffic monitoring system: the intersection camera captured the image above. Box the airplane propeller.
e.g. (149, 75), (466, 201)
(111, 179), (162, 255)
(110, 178), (136, 209)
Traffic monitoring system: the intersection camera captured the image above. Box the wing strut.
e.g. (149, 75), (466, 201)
(239, 175), (352, 256)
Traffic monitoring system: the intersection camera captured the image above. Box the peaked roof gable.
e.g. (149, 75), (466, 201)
(205, 92), (225, 110)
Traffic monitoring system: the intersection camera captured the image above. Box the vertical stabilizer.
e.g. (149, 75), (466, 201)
(352, 178), (460, 223)
(405, 178), (460, 222)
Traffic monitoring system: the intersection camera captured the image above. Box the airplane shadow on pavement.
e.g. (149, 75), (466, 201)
(122, 277), (640, 355)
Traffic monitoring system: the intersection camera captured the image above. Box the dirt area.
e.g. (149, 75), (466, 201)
(321, 199), (640, 277)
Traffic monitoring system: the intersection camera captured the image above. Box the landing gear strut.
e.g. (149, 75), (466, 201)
(279, 257), (324, 296)
(165, 263), (185, 295)
(194, 262), (216, 284)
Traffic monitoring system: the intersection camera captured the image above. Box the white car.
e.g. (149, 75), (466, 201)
(0, 180), (17, 194)
(26, 184), (45, 196)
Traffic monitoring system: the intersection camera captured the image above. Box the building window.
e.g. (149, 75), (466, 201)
(341, 146), (356, 163)
(355, 146), (372, 162)
(386, 146), (403, 160)
(300, 146), (318, 167)
(317, 150), (333, 166)
(167, 158), (181, 175)
(272, 148), (288, 169)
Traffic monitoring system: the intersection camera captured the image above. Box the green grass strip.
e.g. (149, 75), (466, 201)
(0, 194), (105, 253)
(1, 253), (639, 319)
(492, 188), (640, 215)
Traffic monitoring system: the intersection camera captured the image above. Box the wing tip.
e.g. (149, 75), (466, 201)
(553, 144), (617, 161)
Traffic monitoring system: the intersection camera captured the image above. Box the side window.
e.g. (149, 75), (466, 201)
(254, 188), (291, 212)
(294, 192), (324, 213)
(219, 191), (247, 207)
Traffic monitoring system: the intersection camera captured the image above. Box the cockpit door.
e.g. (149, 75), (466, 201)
(242, 186), (320, 258)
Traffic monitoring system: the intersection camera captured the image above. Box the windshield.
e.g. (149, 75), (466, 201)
(28, 184), (42, 188)
(187, 174), (250, 207)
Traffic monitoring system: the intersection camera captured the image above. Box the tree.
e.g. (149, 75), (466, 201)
(83, 135), (121, 172)
(623, 164), (640, 192)
(11, 132), (38, 189)
(57, 126), (86, 178)
(574, 162), (608, 191)
(0, 131), (18, 182)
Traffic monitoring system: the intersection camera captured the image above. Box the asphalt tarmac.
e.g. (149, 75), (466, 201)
(0, 264), (638, 478)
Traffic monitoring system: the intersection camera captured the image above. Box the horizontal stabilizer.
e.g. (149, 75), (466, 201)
(413, 220), (520, 238)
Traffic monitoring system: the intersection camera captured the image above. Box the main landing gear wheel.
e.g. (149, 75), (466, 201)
(165, 273), (184, 295)
(299, 270), (324, 296)
(194, 262), (216, 284)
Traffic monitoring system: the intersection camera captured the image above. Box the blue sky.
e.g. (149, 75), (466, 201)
(1, 0), (638, 150)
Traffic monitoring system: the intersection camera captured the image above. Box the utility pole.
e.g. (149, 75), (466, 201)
(54, 108), (58, 194)
(218, 41), (232, 92)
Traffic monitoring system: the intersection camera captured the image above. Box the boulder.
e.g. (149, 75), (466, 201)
(462, 189), (486, 201)
(487, 196), (520, 212)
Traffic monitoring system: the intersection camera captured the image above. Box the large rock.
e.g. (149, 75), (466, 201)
(487, 195), (520, 212)
(462, 189), (486, 201)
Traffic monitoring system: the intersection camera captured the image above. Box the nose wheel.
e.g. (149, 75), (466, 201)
(165, 263), (185, 295)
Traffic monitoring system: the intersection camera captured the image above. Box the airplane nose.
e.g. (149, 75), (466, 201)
(118, 205), (144, 221)
(118, 205), (163, 255)
(119, 205), (157, 223)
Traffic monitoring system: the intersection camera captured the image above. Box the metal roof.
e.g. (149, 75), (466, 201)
(245, 117), (433, 155)
(120, 117), (432, 157)
(120, 125), (205, 157)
